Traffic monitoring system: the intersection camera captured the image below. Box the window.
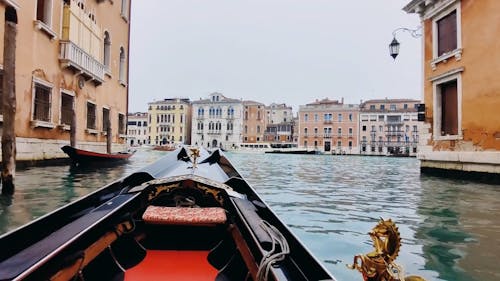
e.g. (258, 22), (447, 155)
(338, 114), (343, 122)
(304, 114), (308, 121)
(103, 31), (111, 70)
(380, 105), (385, 110)
(314, 114), (318, 122)
(436, 10), (457, 56)
(390, 104), (396, 111)
(403, 104), (408, 109)
(119, 47), (126, 84)
(60, 92), (74, 125)
(36, 0), (52, 26)
(349, 113), (353, 121)
(431, 4), (461, 68)
(102, 108), (110, 131)
(257, 125), (261, 133)
(369, 105), (375, 110)
(362, 125), (366, 132)
(86, 102), (96, 129)
(337, 127), (342, 136)
(438, 80), (458, 136)
(33, 82), (52, 122)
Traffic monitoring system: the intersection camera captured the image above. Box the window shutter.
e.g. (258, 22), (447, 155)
(441, 81), (458, 135)
(437, 10), (457, 55)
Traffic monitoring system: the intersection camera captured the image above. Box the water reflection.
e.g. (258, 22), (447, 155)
(0, 150), (499, 281)
(226, 153), (500, 281)
(0, 148), (166, 234)
(417, 175), (500, 281)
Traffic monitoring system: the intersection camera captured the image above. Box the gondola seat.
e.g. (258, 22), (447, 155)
(142, 206), (227, 226)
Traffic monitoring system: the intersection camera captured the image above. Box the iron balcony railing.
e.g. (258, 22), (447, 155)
(59, 40), (104, 84)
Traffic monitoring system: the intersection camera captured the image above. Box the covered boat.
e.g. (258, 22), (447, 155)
(0, 147), (336, 281)
(61, 145), (135, 165)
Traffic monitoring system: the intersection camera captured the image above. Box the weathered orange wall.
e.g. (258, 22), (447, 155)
(423, 0), (500, 150)
(8, 0), (129, 145)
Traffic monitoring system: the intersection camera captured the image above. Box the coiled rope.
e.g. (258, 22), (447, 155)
(256, 220), (290, 281)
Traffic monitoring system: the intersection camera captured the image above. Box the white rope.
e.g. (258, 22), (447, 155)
(256, 221), (290, 281)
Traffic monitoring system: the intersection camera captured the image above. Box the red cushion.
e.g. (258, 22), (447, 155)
(142, 206), (227, 225)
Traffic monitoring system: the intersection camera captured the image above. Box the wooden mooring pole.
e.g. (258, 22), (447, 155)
(1, 7), (17, 196)
(70, 108), (76, 147)
(106, 118), (112, 154)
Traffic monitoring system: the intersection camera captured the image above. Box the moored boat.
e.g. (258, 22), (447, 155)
(61, 145), (135, 165)
(0, 147), (336, 281)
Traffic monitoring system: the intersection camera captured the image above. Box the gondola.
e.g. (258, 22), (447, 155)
(61, 145), (135, 165)
(0, 147), (336, 281)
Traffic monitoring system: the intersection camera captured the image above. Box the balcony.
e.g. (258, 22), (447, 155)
(385, 131), (404, 136)
(59, 40), (104, 85)
(323, 134), (332, 138)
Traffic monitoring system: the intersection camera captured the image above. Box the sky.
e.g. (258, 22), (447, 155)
(129, 0), (422, 113)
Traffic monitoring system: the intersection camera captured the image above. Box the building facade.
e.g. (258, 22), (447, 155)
(263, 103), (294, 143)
(242, 101), (266, 143)
(191, 93), (243, 149)
(298, 98), (359, 154)
(147, 98), (191, 146)
(359, 99), (421, 156)
(0, 0), (130, 161)
(404, 0), (500, 177)
(127, 112), (148, 146)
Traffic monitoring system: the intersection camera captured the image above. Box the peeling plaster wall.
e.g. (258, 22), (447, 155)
(418, 0), (500, 174)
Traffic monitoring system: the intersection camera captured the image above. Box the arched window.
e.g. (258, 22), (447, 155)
(103, 31), (111, 69)
(119, 47), (126, 83)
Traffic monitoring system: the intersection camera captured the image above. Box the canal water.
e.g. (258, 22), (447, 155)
(0, 148), (499, 281)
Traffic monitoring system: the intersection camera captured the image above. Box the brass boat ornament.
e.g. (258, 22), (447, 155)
(189, 147), (200, 169)
(348, 218), (426, 281)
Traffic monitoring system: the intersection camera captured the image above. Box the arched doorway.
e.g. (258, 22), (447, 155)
(212, 139), (218, 148)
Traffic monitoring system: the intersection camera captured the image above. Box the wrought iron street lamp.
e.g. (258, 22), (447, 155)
(389, 27), (421, 59)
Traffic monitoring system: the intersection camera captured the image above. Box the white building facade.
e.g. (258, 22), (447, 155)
(127, 112), (148, 146)
(191, 93), (244, 149)
(359, 99), (421, 156)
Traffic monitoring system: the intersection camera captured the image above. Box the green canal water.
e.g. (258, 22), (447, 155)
(1, 148), (499, 281)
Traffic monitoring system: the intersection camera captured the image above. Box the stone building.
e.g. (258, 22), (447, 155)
(298, 98), (359, 154)
(191, 93), (243, 149)
(127, 112), (148, 146)
(242, 101), (266, 143)
(359, 99), (421, 156)
(404, 0), (500, 179)
(147, 98), (191, 146)
(264, 103), (295, 143)
(0, 0), (130, 161)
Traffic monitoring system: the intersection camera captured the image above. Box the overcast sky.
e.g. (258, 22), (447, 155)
(129, 0), (422, 113)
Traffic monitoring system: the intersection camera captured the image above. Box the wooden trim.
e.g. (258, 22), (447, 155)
(50, 221), (132, 281)
(229, 224), (259, 280)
